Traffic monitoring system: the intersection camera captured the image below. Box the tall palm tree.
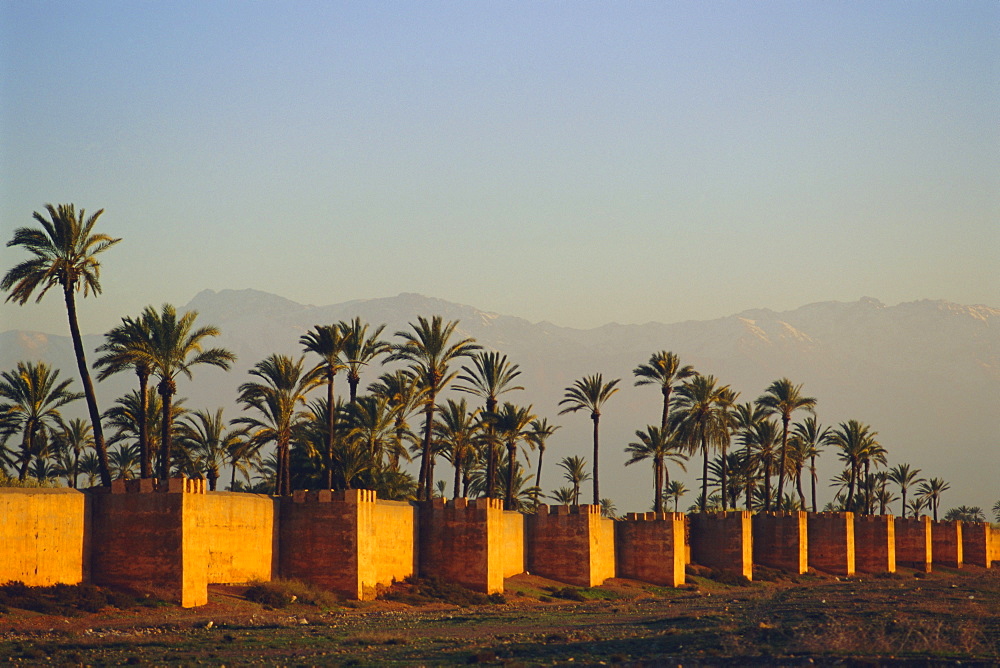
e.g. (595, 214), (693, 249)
(235, 354), (319, 496)
(557, 455), (590, 505)
(888, 463), (923, 519)
(633, 351), (695, 431)
(341, 393), (402, 488)
(338, 318), (390, 403)
(831, 420), (879, 512)
(300, 324), (352, 488)
(51, 417), (93, 488)
(491, 402), (536, 509)
(756, 378), (816, 506)
(792, 416), (832, 512)
(108, 442), (140, 480)
(2, 204), (121, 486)
(665, 480), (688, 513)
(386, 316), (480, 501)
(433, 398), (480, 498)
(95, 314), (155, 478)
(177, 408), (244, 491)
(917, 477), (950, 521)
(559, 374), (620, 505)
(674, 374), (731, 512)
(0, 361), (82, 480)
(527, 418), (560, 491)
(455, 351), (523, 498)
(369, 369), (424, 472)
(625, 425), (688, 513)
(143, 304), (235, 481)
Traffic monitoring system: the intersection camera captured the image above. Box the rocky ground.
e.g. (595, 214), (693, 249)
(1, 565), (998, 666)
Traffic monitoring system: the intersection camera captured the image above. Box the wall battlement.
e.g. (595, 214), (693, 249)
(3, 485), (992, 608)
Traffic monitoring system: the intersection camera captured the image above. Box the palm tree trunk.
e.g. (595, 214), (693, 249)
(505, 443), (517, 509)
(486, 433), (497, 499)
(720, 442), (728, 511)
(699, 431), (709, 512)
(325, 372), (335, 489)
(591, 415), (600, 506)
(64, 286), (112, 487)
(18, 437), (31, 480)
(653, 457), (663, 513)
(795, 470), (806, 509)
(158, 382), (174, 482)
(137, 368), (151, 479)
(348, 373), (359, 404)
(901, 489), (907, 518)
(810, 456), (818, 512)
(417, 397), (435, 501)
(775, 415), (789, 507)
(534, 446), (545, 491)
(453, 454), (462, 498)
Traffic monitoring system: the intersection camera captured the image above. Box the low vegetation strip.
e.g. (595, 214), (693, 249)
(0, 568), (997, 664)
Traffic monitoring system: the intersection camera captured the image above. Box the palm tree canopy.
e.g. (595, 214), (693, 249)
(756, 378), (817, 422)
(455, 351), (524, 406)
(300, 324), (351, 377)
(338, 317), (389, 377)
(2, 204), (121, 304)
(386, 316), (481, 394)
(633, 351), (695, 390)
(558, 374), (620, 419)
(143, 304), (236, 383)
(0, 362), (82, 435)
(94, 315), (154, 381)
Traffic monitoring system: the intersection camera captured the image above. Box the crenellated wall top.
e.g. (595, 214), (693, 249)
(108, 477), (206, 495)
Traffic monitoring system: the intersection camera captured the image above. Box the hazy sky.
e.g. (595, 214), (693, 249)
(2, 1), (997, 336)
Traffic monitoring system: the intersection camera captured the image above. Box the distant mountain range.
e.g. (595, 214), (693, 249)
(3, 290), (998, 514)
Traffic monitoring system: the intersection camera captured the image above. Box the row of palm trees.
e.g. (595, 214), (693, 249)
(0, 203), (973, 521)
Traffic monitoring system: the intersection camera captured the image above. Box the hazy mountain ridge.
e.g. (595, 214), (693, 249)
(2, 290), (997, 513)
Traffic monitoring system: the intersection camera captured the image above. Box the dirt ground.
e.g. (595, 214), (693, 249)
(1, 565), (998, 666)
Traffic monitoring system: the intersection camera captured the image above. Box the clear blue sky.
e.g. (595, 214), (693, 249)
(2, 1), (997, 335)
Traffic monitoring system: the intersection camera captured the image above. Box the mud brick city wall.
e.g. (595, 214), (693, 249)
(931, 520), (963, 568)
(895, 516), (933, 572)
(529, 504), (615, 587)
(419, 497), (505, 594)
(855, 515), (895, 574)
(503, 511), (527, 578)
(961, 522), (992, 569)
(689, 511), (753, 579)
(89, 478), (208, 607)
(616, 512), (686, 586)
(373, 500), (418, 586)
(752, 512), (808, 574)
(0, 487), (88, 587)
(196, 492), (278, 585)
(807, 512), (855, 576)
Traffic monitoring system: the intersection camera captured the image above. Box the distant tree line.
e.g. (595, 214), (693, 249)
(1, 203), (992, 523)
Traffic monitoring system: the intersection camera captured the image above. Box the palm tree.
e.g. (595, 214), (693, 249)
(51, 417), (93, 488)
(95, 314), (155, 478)
(633, 351), (695, 430)
(491, 402), (536, 509)
(756, 378), (816, 506)
(527, 418), (560, 491)
(557, 455), (590, 505)
(549, 487), (576, 505)
(625, 425), (687, 513)
(369, 369), (424, 472)
(433, 398), (480, 498)
(558, 374), (620, 505)
(888, 463), (923, 518)
(2, 203), (121, 486)
(665, 480), (688, 513)
(993, 500), (1000, 523)
(673, 374), (731, 512)
(341, 393), (402, 488)
(142, 304), (235, 481)
(944, 506), (985, 522)
(792, 417), (832, 512)
(831, 420), (879, 512)
(338, 318), (390, 403)
(300, 324), (351, 488)
(386, 316), (480, 501)
(917, 477), (950, 521)
(235, 354), (319, 497)
(177, 408), (244, 491)
(0, 361), (82, 480)
(455, 351), (523, 498)
(108, 443), (140, 480)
